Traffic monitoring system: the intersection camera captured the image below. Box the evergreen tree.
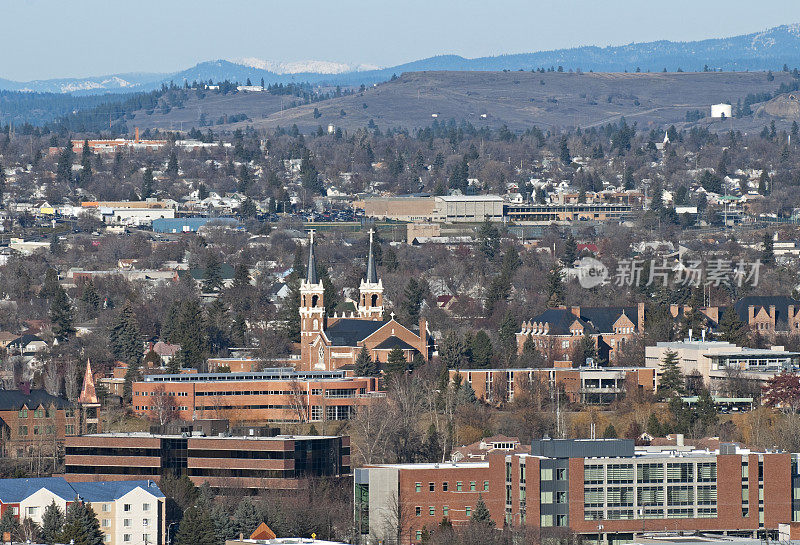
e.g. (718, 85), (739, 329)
(278, 278), (301, 343)
(56, 146), (73, 183)
(646, 413), (662, 437)
(650, 181), (664, 211)
(240, 197), (257, 217)
(209, 503), (235, 545)
(572, 330), (598, 367)
(173, 299), (208, 369)
(299, 148), (323, 193)
(50, 285), (75, 342)
(470, 495), (494, 527)
(498, 311), (518, 360)
(439, 331), (466, 369)
(546, 262), (565, 307)
(658, 349), (685, 398)
(476, 220), (500, 260)
(231, 497), (262, 538)
(386, 347), (408, 374)
(203, 254), (224, 293)
(354, 346), (378, 376)
(109, 302), (142, 365)
(563, 234), (577, 265)
(80, 281), (100, 317)
(175, 506), (215, 545)
(717, 307), (748, 345)
(696, 388), (719, 432)
(761, 232), (775, 264)
(623, 165), (635, 190)
(470, 331), (494, 368)
(50, 232), (62, 256)
(519, 334), (543, 368)
(166, 350), (184, 374)
(0, 509), (20, 541)
(237, 164), (251, 193)
(602, 424), (618, 438)
(559, 136), (571, 164)
(40, 268), (60, 299)
(166, 150), (179, 179)
(142, 166), (154, 199)
(61, 500), (104, 545)
(41, 500), (65, 544)
(401, 278), (427, 324)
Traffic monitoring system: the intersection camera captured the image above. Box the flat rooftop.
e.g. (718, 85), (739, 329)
(76, 433), (341, 441)
(143, 369), (353, 382)
(365, 462), (489, 470)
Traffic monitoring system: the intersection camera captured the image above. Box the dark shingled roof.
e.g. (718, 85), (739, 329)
(0, 389), (73, 411)
(325, 319), (388, 346)
(528, 307), (638, 336)
(373, 337), (416, 351)
(733, 295), (800, 330)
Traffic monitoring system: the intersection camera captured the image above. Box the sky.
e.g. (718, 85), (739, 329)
(3, 0), (800, 81)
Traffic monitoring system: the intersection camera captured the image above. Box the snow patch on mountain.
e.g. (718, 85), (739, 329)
(235, 58), (378, 75)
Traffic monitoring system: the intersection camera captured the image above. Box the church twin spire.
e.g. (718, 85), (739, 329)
(300, 228), (384, 322)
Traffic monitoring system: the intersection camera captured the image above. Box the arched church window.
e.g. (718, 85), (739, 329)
(312, 295), (319, 307)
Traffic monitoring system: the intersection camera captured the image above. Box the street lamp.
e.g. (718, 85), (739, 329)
(166, 522), (178, 545)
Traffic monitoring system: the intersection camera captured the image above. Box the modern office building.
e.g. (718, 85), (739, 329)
(131, 369), (383, 423)
(355, 439), (800, 545)
(451, 366), (656, 404)
(0, 477), (165, 545)
(65, 431), (350, 492)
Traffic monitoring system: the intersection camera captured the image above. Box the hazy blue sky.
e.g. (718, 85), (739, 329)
(3, 0), (800, 80)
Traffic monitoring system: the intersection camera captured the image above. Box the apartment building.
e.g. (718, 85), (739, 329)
(131, 369), (383, 423)
(64, 432), (350, 492)
(451, 367), (656, 404)
(0, 477), (165, 545)
(356, 439), (800, 545)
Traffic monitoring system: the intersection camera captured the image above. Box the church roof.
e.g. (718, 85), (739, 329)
(325, 319), (389, 346)
(373, 337), (417, 351)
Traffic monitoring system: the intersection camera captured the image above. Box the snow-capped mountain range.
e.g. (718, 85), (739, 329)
(3, 24), (800, 95)
(235, 58), (379, 75)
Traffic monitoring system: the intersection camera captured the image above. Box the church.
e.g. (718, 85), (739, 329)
(298, 230), (431, 372)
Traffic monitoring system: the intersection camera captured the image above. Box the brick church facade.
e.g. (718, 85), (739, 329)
(298, 231), (431, 372)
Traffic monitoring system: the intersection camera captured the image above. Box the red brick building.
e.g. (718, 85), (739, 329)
(356, 439), (800, 544)
(516, 305), (645, 365)
(451, 366), (655, 404)
(298, 230), (431, 371)
(65, 432), (350, 492)
(131, 368), (383, 423)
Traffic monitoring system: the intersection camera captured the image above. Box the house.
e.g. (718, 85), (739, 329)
(0, 477), (165, 545)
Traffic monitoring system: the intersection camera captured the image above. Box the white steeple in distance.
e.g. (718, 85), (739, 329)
(358, 228), (384, 319)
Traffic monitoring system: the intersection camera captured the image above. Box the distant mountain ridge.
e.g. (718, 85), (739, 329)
(3, 24), (800, 94)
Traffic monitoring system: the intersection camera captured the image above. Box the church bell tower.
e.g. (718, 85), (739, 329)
(300, 230), (325, 353)
(358, 229), (384, 320)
